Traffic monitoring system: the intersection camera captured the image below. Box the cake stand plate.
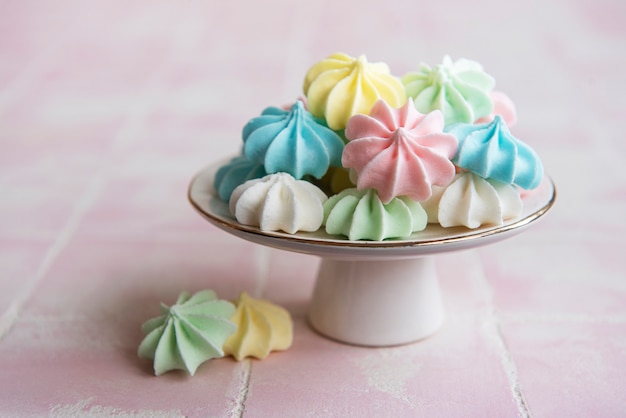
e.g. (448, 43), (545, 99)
(188, 163), (556, 347)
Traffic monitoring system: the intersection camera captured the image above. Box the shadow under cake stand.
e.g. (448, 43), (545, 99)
(188, 163), (556, 347)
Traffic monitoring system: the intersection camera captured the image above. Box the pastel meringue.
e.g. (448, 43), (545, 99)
(476, 91), (517, 126)
(224, 292), (293, 361)
(402, 56), (495, 126)
(229, 172), (328, 234)
(303, 52), (407, 130)
(342, 99), (458, 203)
(314, 166), (354, 195)
(242, 100), (344, 179)
(422, 171), (522, 228)
(323, 188), (427, 241)
(138, 290), (236, 376)
(213, 155), (267, 201)
(447, 116), (543, 189)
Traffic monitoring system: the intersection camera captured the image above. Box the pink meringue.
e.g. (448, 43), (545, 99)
(476, 91), (517, 126)
(342, 100), (458, 203)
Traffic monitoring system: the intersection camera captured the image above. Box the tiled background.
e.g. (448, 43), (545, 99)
(1, 0), (625, 416)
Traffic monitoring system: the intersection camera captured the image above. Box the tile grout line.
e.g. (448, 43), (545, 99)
(228, 359), (252, 418)
(0, 106), (149, 341)
(0, 168), (110, 341)
(0, 0), (187, 342)
(472, 251), (533, 418)
(0, 66), (167, 342)
(485, 315), (532, 418)
(0, 8), (109, 341)
(227, 245), (272, 416)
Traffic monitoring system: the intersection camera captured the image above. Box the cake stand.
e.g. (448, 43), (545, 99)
(188, 162), (556, 347)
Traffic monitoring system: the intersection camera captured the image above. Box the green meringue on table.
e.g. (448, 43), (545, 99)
(138, 290), (236, 376)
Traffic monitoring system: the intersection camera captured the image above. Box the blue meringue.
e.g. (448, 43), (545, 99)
(242, 100), (344, 179)
(213, 155), (267, 201)
(447, 116), (543, 189)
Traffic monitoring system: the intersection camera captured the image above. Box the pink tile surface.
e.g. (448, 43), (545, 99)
(1, 0), (625, 416)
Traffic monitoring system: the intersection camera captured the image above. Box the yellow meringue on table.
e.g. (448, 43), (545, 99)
(224, 292), (293, 361)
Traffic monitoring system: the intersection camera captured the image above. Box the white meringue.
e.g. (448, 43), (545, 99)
(229, 173), (328, 234)
(422, 171), (522, 228)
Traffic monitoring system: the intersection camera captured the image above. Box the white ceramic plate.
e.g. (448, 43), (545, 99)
(188, 161), (556, 260)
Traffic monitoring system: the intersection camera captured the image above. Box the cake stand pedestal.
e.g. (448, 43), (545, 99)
(188, 162), (556, 347)
(310, 257), (443, 346)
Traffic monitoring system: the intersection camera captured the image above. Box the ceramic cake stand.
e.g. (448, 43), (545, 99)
(188, 162), (556, 347)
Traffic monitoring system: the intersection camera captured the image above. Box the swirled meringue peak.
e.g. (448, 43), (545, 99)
(342, 99), (458, 203)
(303, 52), (407, 131)
(224, 292), (293, 361)
(213, 155), (267, 201)
(138, 290), (236, 376)
(422, 172), (522, 228)
(229, 172), (328, 234)
(402, 56), (495, 126)
(448, 116), (543, 189)
(242, 100), (344, 179)
(323, 188), (427, 241)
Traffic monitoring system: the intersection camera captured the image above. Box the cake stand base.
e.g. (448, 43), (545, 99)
(308, 257), (444, 347)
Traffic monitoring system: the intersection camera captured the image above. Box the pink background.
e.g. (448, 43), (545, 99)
(1, 0), (625, 416)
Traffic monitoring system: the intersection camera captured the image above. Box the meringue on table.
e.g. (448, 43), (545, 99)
(137, 290), (236, 376)
(224, 292), (293, 361)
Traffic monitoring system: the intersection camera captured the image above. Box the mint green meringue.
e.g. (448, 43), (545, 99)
(323, 188), (427, 241)
(402, 56), (495, 126)
(138, 290), (236, 376)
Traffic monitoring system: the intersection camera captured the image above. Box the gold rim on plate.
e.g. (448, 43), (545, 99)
(187, 161), (556, 251)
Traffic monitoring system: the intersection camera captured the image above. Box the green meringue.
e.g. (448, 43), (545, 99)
(138, 290), (236, 376)
(402, 55), (495, 126)
(323, 188), (427, 241)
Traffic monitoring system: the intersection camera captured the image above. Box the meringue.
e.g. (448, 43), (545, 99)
(422, 172), (522, 228)
(213, 155), (267, 201)
(476, 91), (517, 126)
(224, 292), (293, 361)
(447, 116), (543, 189)
(138, 290), (236, 376)
(314, 166), (354, 195)
(242, 100), (344, 179)
(342, 100), (458, 203)
(303, 52), (406, 130)
(323, 188), (427, 241)
(402, 56), (495, 126)
(229, 173), (328, 234)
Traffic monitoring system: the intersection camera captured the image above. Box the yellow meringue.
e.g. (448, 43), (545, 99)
(223, 292), (293, 361)
(303, 52), (406, 130)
